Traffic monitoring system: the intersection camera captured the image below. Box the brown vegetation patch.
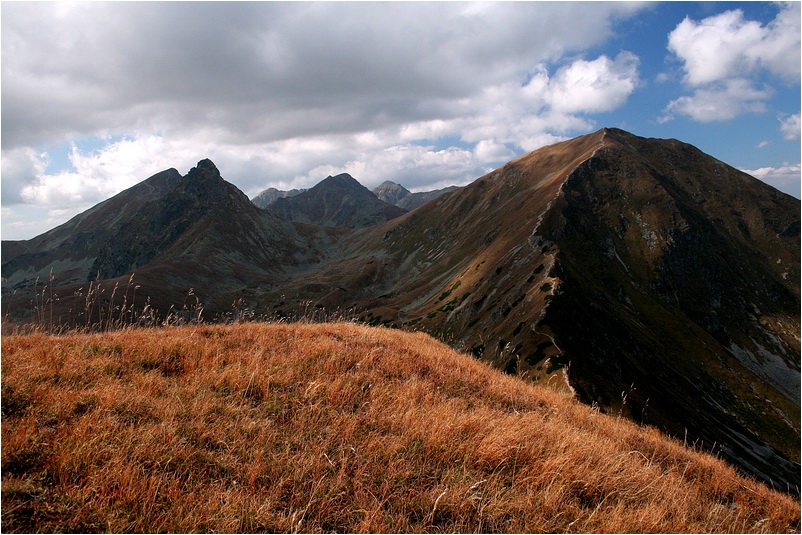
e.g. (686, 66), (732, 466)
(2, 323), (799, 533)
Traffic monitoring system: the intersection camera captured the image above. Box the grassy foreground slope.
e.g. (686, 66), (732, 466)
(2, 323), (799, 533)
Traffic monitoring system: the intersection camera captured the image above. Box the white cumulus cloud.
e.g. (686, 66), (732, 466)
(545, 52), (641, 114)
(664, 79), (773, 123)
(3, 45), (642, 221)
(779, 114), (801, 140)
(668, 4), (801, 86)
(1, 147), (49, 204)
(16, 135), (201, 208)
(665, 3), (800, 124)
(1, 2), (650, 241)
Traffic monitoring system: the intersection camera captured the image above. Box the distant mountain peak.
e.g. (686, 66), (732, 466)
(373, 180), (458, 211)
(268, 173), (407, 228)
(373, 181), (411, 205)
(251, 187), (306, 209)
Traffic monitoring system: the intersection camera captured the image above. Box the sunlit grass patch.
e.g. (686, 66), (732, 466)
(2, 322), (799, 533)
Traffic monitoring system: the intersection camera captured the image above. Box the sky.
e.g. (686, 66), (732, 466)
(2, 1), (800, 241)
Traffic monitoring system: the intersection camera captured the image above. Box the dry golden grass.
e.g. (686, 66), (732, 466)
(2, 322), (799, 533)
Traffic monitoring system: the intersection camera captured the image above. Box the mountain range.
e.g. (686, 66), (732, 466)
(2, 128), (799, 492)
(251, 178), (458, 218)
(372, 181), (460, 211)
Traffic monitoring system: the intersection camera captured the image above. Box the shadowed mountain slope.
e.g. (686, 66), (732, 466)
(267, 129), (801, 490)
(89, 159), (312, 280)
(534, 129), (800, 491)
(2, 129), (799, 492)
(1, 168), (182, 290)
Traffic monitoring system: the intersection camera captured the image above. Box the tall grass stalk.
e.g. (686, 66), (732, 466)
(8, 271), (372, 336)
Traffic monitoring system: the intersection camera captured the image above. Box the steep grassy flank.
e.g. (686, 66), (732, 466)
(2, 323), (798, 533)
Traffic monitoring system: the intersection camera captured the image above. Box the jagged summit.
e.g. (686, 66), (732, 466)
(184, 158), (224, 182)
(172, 158), (259, 212)
(194, 158), (219, 172)
(87, 160), (264, 280)
(182, 158), (226, 190)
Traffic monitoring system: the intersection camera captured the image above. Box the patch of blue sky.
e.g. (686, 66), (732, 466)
(595, 2), (799, 170)
(40, 135), (127, 174)
(431, 134), (474, 152)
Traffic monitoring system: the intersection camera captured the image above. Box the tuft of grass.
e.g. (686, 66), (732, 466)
(2, 322), (799, 533)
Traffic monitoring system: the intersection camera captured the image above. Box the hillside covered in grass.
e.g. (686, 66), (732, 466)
(2, 322), (799, 533)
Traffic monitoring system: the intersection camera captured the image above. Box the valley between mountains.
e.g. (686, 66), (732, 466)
(2, 128), (799, 493)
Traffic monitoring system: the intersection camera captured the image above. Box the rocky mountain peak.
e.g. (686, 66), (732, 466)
(186, 158), (223, 181)
(373, 181), (411, 205)
(177, 158), (254, 209)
